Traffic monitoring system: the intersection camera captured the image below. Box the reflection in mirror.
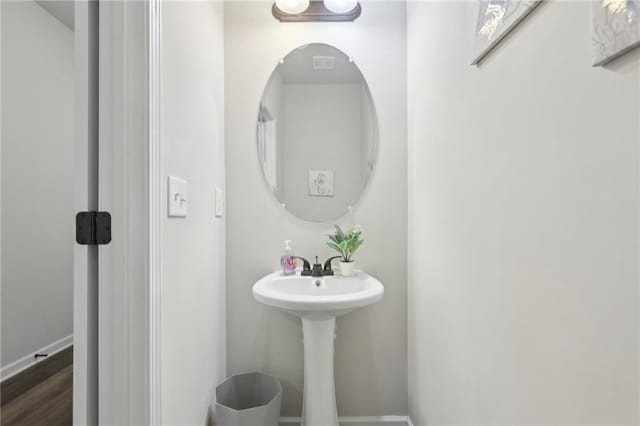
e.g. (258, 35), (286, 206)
(258, 43), (377, 222)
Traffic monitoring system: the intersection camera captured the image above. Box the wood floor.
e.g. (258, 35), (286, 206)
(1, 347), (73, 426)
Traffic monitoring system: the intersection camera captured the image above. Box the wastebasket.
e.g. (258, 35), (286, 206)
(215, 372), (282, 426)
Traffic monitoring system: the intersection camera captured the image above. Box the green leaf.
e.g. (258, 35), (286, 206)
(327, 242), (342, 253)
(351, 239), (364, 254)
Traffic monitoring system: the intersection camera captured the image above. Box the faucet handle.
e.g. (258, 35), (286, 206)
(322, 256), (342, 276)
(295, 256), (312, 276)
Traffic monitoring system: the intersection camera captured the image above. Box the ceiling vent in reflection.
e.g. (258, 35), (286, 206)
(312, 56), (335, 70)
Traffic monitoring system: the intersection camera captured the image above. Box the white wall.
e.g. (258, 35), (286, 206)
(225, 1), (407, 416)
(282, 84), (363, 221)
(1, 0), (74, 368)
(160, 2), (226, 423)
(408, 1), (639, 424)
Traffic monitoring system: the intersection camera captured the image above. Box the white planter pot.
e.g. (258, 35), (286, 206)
(339, 261), (355, 277)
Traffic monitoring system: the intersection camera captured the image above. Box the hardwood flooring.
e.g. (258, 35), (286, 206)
(1, 347), (73, 426)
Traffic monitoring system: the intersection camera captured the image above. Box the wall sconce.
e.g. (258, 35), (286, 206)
(272, 0), (361, 22)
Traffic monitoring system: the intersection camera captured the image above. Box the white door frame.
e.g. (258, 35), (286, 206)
(97, 0), (161, 423)
(149, 0), (162, 423)
(73, 1), (99, 424)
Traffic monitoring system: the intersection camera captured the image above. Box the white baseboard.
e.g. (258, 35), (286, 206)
(0, 334), (73, 382)
(280, 416), (412, 425)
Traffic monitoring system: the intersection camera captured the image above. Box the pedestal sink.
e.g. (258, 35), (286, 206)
(252, 271), (384, 426)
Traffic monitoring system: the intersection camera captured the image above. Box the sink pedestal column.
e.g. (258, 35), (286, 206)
(301, 316), (338, 426)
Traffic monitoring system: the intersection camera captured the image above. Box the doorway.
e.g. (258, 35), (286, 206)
(0, 1), (98, 424)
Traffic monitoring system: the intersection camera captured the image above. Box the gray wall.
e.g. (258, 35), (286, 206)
(1, 0), (74, 368)
(225, 1), (408, 416)
(407, 1), (639, 424)
(160, 2), (226, 423)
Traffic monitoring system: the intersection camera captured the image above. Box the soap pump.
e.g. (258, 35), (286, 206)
(280, 240), (297, 275)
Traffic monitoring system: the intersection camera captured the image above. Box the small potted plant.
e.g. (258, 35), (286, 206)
(327, 225), (364, 277)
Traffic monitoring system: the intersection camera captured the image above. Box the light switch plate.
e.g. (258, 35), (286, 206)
(308, 170), (334, 197)
(215, 188), (224, 217)
(168, 176), (187, 217)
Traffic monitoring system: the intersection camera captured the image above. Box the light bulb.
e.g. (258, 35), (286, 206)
(323, 0), (358, 13)
(275, 0), (310, 14)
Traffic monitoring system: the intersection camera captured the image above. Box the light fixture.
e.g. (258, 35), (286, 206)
(323, 0), (358, 14)
(275, 0), (310, 14)
(272, 0), (361, 22)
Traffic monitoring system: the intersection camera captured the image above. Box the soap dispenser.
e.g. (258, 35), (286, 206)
(280, 240), (297, 276)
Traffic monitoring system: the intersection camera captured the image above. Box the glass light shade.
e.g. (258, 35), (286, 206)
(275, 0), (310, 14)
(323, 0), (358, 13)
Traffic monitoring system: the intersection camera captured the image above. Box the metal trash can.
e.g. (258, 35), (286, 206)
(215, 372), (282, 426)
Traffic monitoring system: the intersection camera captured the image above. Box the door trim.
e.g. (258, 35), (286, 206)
(149, 0), (162, 423)
(98, 1), (151, 423)
(73, 1), (99, 424)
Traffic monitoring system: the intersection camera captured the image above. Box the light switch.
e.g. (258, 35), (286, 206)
(168, 176), (187, 217)
(215, 188), (224, 218)
(308, 170), (334, 197)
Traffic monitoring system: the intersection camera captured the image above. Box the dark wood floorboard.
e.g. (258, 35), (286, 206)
(1, 347), (73, 406)
(1, 348), (73, 426)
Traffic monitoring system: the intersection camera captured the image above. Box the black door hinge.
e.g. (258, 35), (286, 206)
(76, 212), (111, 245)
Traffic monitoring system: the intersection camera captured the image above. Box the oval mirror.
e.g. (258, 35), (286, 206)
(257, 43), (378, 222)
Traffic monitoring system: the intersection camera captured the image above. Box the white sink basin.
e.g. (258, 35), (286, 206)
(252, 270), (384, 426)
(252, 271), (383, 318)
